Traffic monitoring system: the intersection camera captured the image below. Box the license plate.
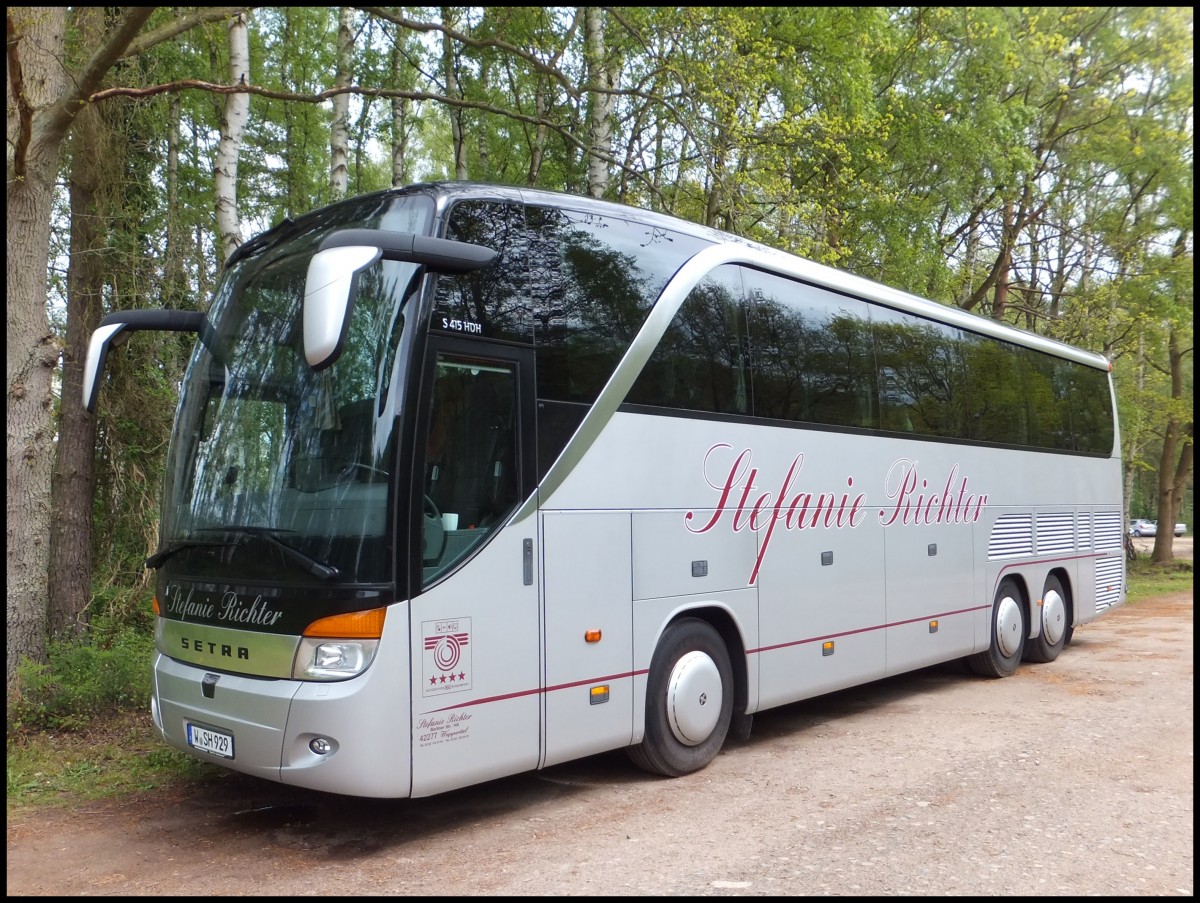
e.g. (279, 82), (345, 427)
(187, 722), (235, 759)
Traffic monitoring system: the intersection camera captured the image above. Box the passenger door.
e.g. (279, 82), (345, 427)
(409, 338), (540, 797)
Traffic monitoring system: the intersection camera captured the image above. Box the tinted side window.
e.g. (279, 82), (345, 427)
(432, 200), (532, 344)
(959, 331), (1028, 445)
(1059, 357), (1114, 454)
(528, 205), (710, 404)
(628, 265), (749, 414)
(1022, 347), (1063, 449)
(870, 306), (971, 439)
(745, 269), (876, 429)
(1019, 348), (1114, 454)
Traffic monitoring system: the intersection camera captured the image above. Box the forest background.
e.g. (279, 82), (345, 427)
(5, 8), (1193, 720)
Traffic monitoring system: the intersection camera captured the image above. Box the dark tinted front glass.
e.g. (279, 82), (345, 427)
(162, 194), (433, 585)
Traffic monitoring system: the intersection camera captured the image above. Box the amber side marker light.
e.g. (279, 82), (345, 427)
(590, 685), (610, 705)
(584, 628), (602, 643)
(303, 608), (386, 639)
(152, 596), (161, 616)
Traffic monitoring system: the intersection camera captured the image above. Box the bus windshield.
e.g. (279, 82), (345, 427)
(160, 195), (433, 585)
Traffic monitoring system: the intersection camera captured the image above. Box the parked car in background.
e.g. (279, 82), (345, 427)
(1129, 519), (1188, 537)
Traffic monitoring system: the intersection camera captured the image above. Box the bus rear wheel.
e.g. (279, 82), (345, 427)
(1024, 575), (1068, 664)
(968, 578), (1026, 678)
(627, 618), (733, 778)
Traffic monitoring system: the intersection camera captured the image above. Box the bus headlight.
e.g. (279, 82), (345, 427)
(293, 637), (379, 680)
(293, 608), (386, 681)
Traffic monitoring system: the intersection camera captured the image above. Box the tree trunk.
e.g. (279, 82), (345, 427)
(391, 35), (411, 187)
(6, 6), (152, 685)
(48, 44), (110, 638)
(441, 8), (468, 180)
(215, 11), (250, 263)
(1151, 326), (1194, 564)
(164, 94), (191, 305)
(583, 7), (615, 199)
(330, 8), (353, 200)
(7, 7), (70, 684)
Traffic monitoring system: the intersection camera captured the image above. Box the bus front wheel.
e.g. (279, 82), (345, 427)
(628, 617), (733, 778)
(1024, 575), (1068, 664)
(968, 578), (1026, 678)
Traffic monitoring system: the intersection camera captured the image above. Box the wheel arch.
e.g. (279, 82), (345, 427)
(1002, 572), (1033, 636)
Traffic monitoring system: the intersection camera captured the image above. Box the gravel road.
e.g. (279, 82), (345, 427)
(7, 584), (1193, 896)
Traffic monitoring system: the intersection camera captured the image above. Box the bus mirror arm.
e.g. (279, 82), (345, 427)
(304, 230), (497, 371)
(83, 309), (206, 413)
(316, 229), (497, 274)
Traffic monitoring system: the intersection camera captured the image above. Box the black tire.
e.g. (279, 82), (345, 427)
(627, 618), (733, 778)
(1024, 575), (1068, 664)
(968, 578), (1027, 678)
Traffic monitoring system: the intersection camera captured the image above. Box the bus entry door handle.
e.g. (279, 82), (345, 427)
(523, 538), (533, 585)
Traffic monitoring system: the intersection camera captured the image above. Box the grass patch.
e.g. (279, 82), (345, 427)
(6, 625), (225, 816)
(1125, 555), (1193, 603)
(6, 709), (222, 817)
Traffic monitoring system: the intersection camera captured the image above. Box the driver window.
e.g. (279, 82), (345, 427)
(421, 353), (519, 585)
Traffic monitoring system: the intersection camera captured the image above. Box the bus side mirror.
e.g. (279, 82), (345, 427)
(304, 230), (497, 371)
(83, 310), (205, 413)
(303, 245), (382, 370)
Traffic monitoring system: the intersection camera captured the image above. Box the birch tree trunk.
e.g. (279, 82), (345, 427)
(330, 8), (353, 201)
(583, 7), (615, 199)
(215, 11), (250, 263)
(391, 35), (411, 187)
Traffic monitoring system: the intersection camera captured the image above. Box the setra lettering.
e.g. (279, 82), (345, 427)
(180, 637), (250, 659)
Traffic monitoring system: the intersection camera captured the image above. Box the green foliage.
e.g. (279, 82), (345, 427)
(7, 710), (221, 813)
(7, 624), (154, 733)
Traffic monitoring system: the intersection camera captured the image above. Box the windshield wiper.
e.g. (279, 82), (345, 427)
(148, 527), (340, 580)
(145, 537), (238, 569)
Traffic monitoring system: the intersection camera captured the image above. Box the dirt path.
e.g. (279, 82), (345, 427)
(7, 589), (1193, 896)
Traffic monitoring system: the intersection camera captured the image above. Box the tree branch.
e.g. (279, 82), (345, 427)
(358, 7), (582, 100)
(89, 78), (660, 191)
(120, 6), (248, 59)
(40, 7), (157, 149)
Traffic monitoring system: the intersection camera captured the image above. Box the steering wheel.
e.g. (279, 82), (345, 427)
(422, 494), (445, 562)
